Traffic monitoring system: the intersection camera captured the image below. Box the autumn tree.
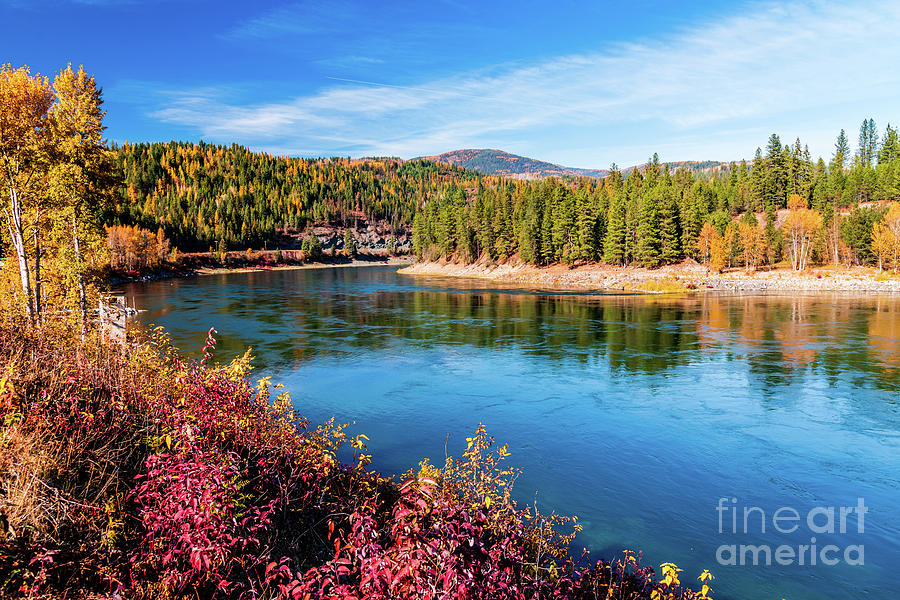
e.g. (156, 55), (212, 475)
(783, 193), (823, 271)
(49, 64), (113, 330)
(0, 64), (54, 321)
(696, 222), (717, 265)
(709, 228), (727, 273)
(737, 213), (767, 272)
(871, 203), (900, 271)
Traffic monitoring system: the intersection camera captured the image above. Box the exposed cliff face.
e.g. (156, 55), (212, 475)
(277, 217), (411, 252)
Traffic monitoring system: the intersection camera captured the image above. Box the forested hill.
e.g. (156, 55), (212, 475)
(418, 149), (610, 179)
(110, 141), (477, 250)
(418, 149), (732, 180)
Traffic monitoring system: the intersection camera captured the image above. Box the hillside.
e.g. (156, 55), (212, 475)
(419, 149), (731, 180)
(417, 149), (610, 180)
(112, 142), (474, 251)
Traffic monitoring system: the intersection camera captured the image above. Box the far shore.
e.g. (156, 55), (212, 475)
(109, 254), (414, 284)
(194, 256), (413, 276)
(398, 259), (900, 294)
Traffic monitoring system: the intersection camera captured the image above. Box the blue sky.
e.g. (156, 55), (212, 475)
(4, 0), (900, 168)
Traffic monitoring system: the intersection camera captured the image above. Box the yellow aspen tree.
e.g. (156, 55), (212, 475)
(0, 64), (54, 322)
(696, 222), (716, 265)
(872, 203), (900, 272)
(825, 211), (842, 266)
(49, 64), (112, 330)
(871, 221), (893, 271)
(738, 220), (767, 273)
(709, 228), (727, 273)
(783, 194), (823, 271)
(723, 223), (737, 268)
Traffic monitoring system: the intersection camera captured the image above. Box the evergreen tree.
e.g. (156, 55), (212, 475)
(344, 228), (357, 258)
(833, 129), (850, 171)
(602, 190), (626, 265)
(658, 184), (681, 263)
(635, 189), (661, 267)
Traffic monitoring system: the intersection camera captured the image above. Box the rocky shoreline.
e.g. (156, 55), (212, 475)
(397, 259), (900, 293)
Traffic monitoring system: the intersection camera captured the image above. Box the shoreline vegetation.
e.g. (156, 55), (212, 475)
(399, 258), (900, 293)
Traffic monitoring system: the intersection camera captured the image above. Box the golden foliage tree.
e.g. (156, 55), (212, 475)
(709, 230), (727, 273)
(1, 63), (113, 324)
(49, 64), (114, 330)
(871, 203), (900, 271)
(737, 220), (768, 273)
(696, 222), (717, 265)
(107, 224), (170, 271)
(0, 65), (54, 321)
(783, 193), (823, 271)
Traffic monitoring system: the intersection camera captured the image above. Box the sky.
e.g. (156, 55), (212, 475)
(4, 0), (900, 168)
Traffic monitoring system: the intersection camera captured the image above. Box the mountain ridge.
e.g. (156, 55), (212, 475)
(416, 148), (731, 179)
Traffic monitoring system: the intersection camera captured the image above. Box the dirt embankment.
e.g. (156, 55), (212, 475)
(398, 258), (900, 293)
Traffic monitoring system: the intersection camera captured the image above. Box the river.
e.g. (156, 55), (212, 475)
(124, 264), (899, 600)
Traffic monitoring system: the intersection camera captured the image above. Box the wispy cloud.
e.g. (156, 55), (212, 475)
(224, 0), (360, 40)
(148, 0), (900, 166)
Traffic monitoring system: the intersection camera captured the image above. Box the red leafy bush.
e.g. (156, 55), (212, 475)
(131, 444), (277, 596)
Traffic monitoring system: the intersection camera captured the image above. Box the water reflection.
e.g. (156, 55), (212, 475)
(129, 271), (900, 393)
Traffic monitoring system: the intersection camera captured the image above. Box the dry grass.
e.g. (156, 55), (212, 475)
(630, 277), (689, 294)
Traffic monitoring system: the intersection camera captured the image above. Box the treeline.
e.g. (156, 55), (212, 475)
(111, 142), (475, 250)
(106, 224), (172, 271)
(413, 124), (900, 270)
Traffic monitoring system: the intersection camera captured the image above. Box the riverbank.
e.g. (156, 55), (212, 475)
(194, 255), (413, 276)
(399, 259), (900, 293)
(109, 252), (413, 284)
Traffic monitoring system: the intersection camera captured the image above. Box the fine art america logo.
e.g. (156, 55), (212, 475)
(715, 497), (867, 566)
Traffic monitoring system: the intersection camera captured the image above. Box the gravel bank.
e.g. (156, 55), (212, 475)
(398, 260), (900, 293)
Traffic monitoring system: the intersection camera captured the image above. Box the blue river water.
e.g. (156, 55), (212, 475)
(124, 264), (900, 600)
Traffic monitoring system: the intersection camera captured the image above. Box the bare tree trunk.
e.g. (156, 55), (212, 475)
(32, 219), (41, 323)
(832, 219), (840, 266)
(73, 214), (88, 336)
(5, 186), (34, 322)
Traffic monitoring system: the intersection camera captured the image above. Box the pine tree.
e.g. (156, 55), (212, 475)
(834, 129), (850, 171)
(878, 124), (899, 165)
(749, 148), (765, 211)
(635, 189), (661, 267)
(344, 228), (357, 258)
(658, 184), (681, 263)
(857, 118), (879, 168)
(602, 190), (626, 265)
(574, 187), (598, 261)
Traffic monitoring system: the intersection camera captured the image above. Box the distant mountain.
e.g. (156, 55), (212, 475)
(417, 149), (732, 180)
(416, 149), (609, 180)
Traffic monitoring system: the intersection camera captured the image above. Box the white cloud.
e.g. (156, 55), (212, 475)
(149, 0), (900, 166)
